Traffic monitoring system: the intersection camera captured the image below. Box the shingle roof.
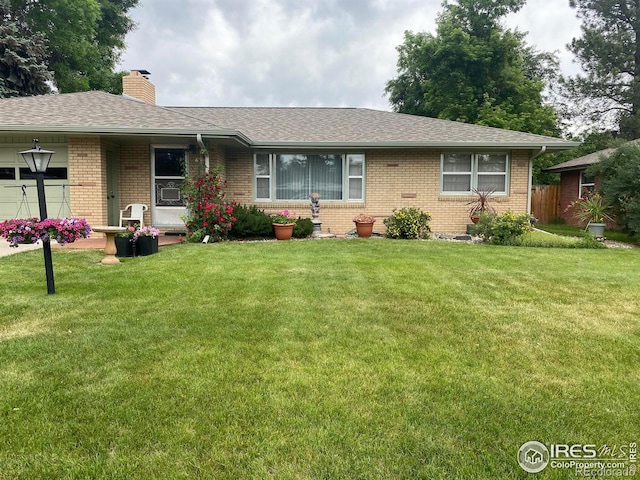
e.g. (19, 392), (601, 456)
(544, 139), (640, 172)
(0, 91), (578, 149)
(170, 106), (575, 148)
(0, 91), (216, 132)
(544, 149), (614, 172)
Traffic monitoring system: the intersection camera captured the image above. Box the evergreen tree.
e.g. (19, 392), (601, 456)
(564, 0), (640, 139)
(0, 21), (52, 97)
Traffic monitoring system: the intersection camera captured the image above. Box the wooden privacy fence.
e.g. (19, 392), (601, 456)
(530, 185), (560, 224)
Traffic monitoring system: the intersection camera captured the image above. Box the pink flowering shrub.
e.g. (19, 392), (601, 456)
(182, 169), (237, 242)
(0, 217), (91, 248)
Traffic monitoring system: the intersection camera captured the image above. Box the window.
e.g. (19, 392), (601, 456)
(19, 167), (68, 180)
(441, 153), (508, 194)
(580, 171), (595, 196)
(0, 167), (15, 180)
(254, 153), (365, 202)
(347, 154), (365, 200)
(154, 148), (186, 206)
(255, 153), (271, 200)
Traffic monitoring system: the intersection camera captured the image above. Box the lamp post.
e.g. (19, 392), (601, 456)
(20, 139), (55, 294)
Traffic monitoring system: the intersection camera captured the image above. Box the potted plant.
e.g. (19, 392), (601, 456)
(353, 213), (376, 238)
(115, 224), (137, 257)
(566, 192), (613, 237)
(133, 225), (160, 256)
(467, 188), (496, 224)
(271, 210), (297, 240)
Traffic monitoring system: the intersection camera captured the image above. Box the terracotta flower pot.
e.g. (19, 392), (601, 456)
(354, 221), (374, 238)
(273, 223), (295, 240)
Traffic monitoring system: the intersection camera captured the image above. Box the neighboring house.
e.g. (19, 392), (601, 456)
(0, 71), (578, 234)
(544, 141), (638, 225)
(544, 150), (606, 225)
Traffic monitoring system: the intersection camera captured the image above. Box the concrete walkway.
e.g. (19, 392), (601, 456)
(0, 240), (42, 257)
(0, 235), (183, 258)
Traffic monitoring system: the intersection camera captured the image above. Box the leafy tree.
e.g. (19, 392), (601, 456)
(535, 130), (623, 185)
(587, 142), (640, 235)
(385, 0), (560, 137)
(0, 21), (52, 97)
(563, 0), (640, 139)
(1, 0), (138, 94)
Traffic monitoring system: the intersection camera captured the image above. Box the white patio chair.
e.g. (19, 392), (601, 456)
(119, 203), (148, 227)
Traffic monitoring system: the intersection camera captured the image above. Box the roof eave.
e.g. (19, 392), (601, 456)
(250, 141), (580, 150)
(0, 126), (253, 146)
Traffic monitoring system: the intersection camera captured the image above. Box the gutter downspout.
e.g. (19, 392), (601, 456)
(528, 146), (546, 215)
(197, 133), (209, 172)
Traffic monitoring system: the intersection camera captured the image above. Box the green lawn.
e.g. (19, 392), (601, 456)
(536, 223), (639, 245)
(1, 240), (639, 479)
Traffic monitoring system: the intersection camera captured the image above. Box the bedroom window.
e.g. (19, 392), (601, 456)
(441, 153), (508, 194)
(254, 153), (365, 202)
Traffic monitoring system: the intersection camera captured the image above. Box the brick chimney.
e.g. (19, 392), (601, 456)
(122, 70), (156, 105)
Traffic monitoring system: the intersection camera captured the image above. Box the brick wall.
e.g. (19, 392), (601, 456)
(119, 143), (152, 226)
(68, 144), (535, 235)
(559, 170), (581, 225)
(68, 137), (108, 226)
(224, 148), (533, 234)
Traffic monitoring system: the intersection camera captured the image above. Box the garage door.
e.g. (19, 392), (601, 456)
(0, 146), (71, 221)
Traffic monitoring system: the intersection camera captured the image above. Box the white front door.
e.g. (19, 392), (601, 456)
(151, 146), (187, 228)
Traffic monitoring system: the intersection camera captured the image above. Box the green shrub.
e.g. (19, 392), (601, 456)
(229, 205), (273, 239)
(384, 207), (431, 239)
(473, 211), (531, 245)
(293, 217), (314, 238)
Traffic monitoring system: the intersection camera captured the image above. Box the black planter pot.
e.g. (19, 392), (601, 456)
(136, 236), (159, 256)
(115, 237), (135, 257)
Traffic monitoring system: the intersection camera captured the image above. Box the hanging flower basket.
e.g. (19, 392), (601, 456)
(0, 218), (91, 248)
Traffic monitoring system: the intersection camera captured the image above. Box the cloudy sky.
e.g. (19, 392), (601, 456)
(116, 0), (583, 110)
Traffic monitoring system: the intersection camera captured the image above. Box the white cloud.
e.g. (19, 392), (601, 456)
(118, 0), (582, 109)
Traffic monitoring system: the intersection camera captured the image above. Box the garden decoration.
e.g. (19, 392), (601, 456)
(309, 193), (322, 236)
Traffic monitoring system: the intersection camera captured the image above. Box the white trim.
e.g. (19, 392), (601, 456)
(254, 153), (271, 201)
(347, 153), (365, 202)
(440, 152), (509, 195)
(579, 170), (595, 197)
(151, 144), (188, 228)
